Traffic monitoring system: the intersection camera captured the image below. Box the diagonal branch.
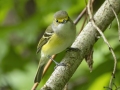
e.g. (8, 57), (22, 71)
(41, 0), (120, 90)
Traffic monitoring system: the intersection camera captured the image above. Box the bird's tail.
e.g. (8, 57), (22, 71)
(34, 57), (48, 83)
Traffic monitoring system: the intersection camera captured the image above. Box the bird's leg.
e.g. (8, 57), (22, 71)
(48, 56), (59, 65)
(48, 56), (66, 68)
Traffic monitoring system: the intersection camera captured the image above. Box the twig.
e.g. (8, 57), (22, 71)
(107, 0), (120, 88)
(74, 8), (87, 25)
(79, 14), (88, 34)
(31, 83), (39, 90)
(74, 0), (95, 25)
(87, 0), (117, 89)
(107, 0), (120, 41)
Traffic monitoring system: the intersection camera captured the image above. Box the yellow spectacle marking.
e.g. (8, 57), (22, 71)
(57, 17), (68, 23)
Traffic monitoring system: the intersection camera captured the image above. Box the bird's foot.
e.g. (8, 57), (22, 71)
(66, 47), (80, 52)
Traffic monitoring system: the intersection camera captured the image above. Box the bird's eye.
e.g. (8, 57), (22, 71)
(56, 20), (58, 22)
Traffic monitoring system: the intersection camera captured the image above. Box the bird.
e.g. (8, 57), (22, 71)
(34, 10), (76, 83)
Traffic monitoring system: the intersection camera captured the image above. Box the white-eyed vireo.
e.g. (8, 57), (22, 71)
(34, 10), (76, 83)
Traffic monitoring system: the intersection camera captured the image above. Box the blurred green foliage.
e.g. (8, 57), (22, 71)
(0, 0), (120, 90)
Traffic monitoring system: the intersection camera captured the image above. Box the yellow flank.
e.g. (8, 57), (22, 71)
(41, 33), (65, 55)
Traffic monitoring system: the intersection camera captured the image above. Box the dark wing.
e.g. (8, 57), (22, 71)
(36, 25), (54, 53)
